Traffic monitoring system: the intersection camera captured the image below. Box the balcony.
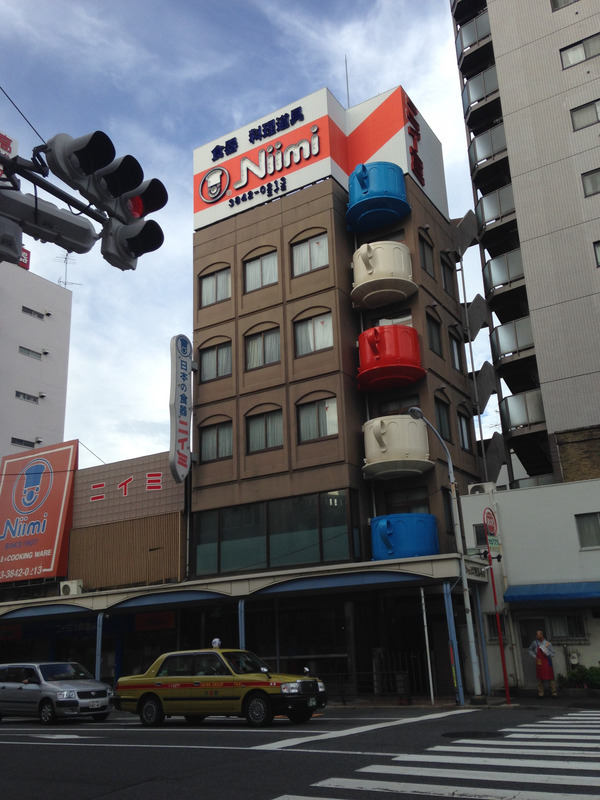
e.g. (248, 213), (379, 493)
(357, 325), (426, 391)
(451, 0), (487, 27)
(462, 65), (501, 133)
(469, 122), (508, 192)
(456, 10), (493, 76)
(371, 514), (440, 560)
(362, 415), (434, 479)
(490, 316), (534, 364)
(499, 389), (545, 433)
(351, 241), (417, 309)
(483, 247), (523, 296)
(476, 184), (515, 242)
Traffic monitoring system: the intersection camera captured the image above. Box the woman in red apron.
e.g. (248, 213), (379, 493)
(529, 630), (557, 697)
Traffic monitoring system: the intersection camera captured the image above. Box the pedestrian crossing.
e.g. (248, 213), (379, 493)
(272, 710), (600, 800)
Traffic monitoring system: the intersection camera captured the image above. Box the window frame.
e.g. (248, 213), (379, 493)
(199, 341), (232, 382)
(245, 327), (281, 370)
(291, 232), (329, 277)
(571, 98), (600, 131)
(575, 511), (600, 549)
(199, 266), (231, 308)
(427, 315), (443, 356)
(561, 32), (600, 70)
(551, 0), (579, 9)
(246, 409), (284, 453)
(199, 420), (233, 463)
(294, 311), (333, 357)
(243, 251), (278, 293)
(434, 398), (452, 442)
(458, 412), (473, 452)
(594, 240), (600, 268)
(441, 255), (456, 297)
(297, 396), (338, 443)
(582, 168), (600, 198)
(419, 236), (435, 277)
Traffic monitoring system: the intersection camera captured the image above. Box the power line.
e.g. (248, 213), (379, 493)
(0, 83), (46, 145)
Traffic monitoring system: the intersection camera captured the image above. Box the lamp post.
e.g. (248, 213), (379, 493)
(408, 407), (483, 698)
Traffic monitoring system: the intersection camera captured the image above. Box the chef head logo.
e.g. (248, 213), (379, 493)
(199, 167), (229, 204)
(12, 459), (53, 514)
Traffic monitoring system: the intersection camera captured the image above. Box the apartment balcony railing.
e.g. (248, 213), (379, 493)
(476, 184), (515, 229)
(455, 9), (491, 60)
(483, 248), (523, 295)
(469, 122), (507, 173)
(462, 64), (498, 115)
(500, 389), (545, 432)
(490, 316), (534, 363)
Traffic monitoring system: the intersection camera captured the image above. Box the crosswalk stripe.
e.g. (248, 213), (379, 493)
(358, 763), (600, 787)
(432, 744), (600, 758)
(507, 733), (600, 740)
(391, 752), (600, 770)
(448, 737), (600, 749)
(315, 776), (586, 799)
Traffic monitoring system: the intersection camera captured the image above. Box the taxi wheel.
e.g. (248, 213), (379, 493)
(139, 696), (165, 727)
(39, 699), (56, 725)
(244, 693), (274, 727)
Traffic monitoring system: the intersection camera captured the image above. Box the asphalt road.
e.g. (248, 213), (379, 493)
(1, 698), (600, 799)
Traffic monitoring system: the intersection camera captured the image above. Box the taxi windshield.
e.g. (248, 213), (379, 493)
(223, 651), (271, 675)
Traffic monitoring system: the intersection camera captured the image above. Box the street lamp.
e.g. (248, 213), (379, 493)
(408, 407), (483, 698)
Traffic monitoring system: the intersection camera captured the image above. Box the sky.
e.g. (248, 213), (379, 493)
(0, 0), (497, 468)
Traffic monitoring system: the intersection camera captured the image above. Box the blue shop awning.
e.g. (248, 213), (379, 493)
(111, 589), (228, 611)
(504, 581), (600, 604)
(256, 570), (433, 595)
(1, 603), (89, 620)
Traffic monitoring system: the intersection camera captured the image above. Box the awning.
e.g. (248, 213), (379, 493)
(1, 603), (89, 620)
(110, 589), (227, 611)
(504, 581), (600, 605)
(256, 570), (434, 595)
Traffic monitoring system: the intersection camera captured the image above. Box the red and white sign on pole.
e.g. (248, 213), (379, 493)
(483, 507), (497, 536)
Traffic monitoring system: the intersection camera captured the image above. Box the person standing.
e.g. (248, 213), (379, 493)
(529, 630), (557, 697)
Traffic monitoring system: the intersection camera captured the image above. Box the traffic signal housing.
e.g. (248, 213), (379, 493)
(0, 188), (97, 258)
(44, 131), (167, 270)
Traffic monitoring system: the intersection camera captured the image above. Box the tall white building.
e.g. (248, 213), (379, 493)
(0, 260), (71, 458)
(452, 0), (600, 484)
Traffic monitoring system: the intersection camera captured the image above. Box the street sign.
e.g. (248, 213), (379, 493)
(483, 507), (497, 535)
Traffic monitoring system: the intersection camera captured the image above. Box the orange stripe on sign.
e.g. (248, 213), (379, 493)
(345, 85), (409, 173)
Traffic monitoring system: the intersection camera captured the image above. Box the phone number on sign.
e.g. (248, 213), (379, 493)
(0, 565), (45, 580)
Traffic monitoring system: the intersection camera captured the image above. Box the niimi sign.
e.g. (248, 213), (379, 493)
(0, 440), (78, 584)
(193, 86), (448, 230)
(169, 334), (193, 484)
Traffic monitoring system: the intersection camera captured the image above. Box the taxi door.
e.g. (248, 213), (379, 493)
(191, 653), (236, 715)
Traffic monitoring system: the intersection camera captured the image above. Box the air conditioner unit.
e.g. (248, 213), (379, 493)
(60, 580), (83, 596)
(468, 482), (496, 495)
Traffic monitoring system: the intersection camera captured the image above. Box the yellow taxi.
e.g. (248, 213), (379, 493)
(115, 645), (327, 727)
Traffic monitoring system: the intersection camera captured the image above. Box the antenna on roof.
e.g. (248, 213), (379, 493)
(56, 252), (82, 288)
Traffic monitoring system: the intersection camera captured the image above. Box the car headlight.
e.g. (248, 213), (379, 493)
(107, 687), (114, 697)
(56, 690), (77, 700)
(280, 681), (301, 694)
(318, 681), (326, 693)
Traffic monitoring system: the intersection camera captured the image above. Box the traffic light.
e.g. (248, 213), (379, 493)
(0, 188), (97, 257)
(44, 131), (167, 270)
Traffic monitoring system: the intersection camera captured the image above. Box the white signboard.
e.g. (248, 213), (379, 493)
(193, 85), (448, 230)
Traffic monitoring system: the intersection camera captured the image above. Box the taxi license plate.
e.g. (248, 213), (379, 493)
(308, 697), (316, 707)
(89, 700), (101, 709)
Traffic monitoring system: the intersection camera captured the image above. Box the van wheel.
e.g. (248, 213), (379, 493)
(244, 693), (273, 727)
(39, 699), (56, 725)
(139, 696), (165, 727)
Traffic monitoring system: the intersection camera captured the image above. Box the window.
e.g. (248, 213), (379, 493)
(199, 342), (232, 382)
(595, 241), (600, 267)
(379, 394), (420, 417)
(386, 487), (429, 515)
(474, 523), (488, 547)
(294, 312), (333, 356)
(427, 315), (443, 356)
(419, 236), (435, 277)
(485, 613), (507, 642)
(458, 412), (472, 452)
(561, 33), (600, 69)
(22, 305), (44, 320)
(435, 398), (451, 441)
(244, 251), (277, 292)
(551, 0), (579, 9)
(245, 328), (280, 369)
(576, 512), (600, 548)
(292, 233), (328, 276)
(582, 168), (600, 197)
(199, 421), (232, 462)
(547, 614), (586, 641)
(247, 409), (283, 452)
(191, 489), (353, 576)
(298, 397), (338, 442)
(18, 346), (42, 360)
(200, 267), (231, 307)
(450, 334), (463, 371)
(571, 98), (600, 131)
(373, 312), (412, 327)
(441, 256), (456, 297)
(15, 391), (39, 404)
